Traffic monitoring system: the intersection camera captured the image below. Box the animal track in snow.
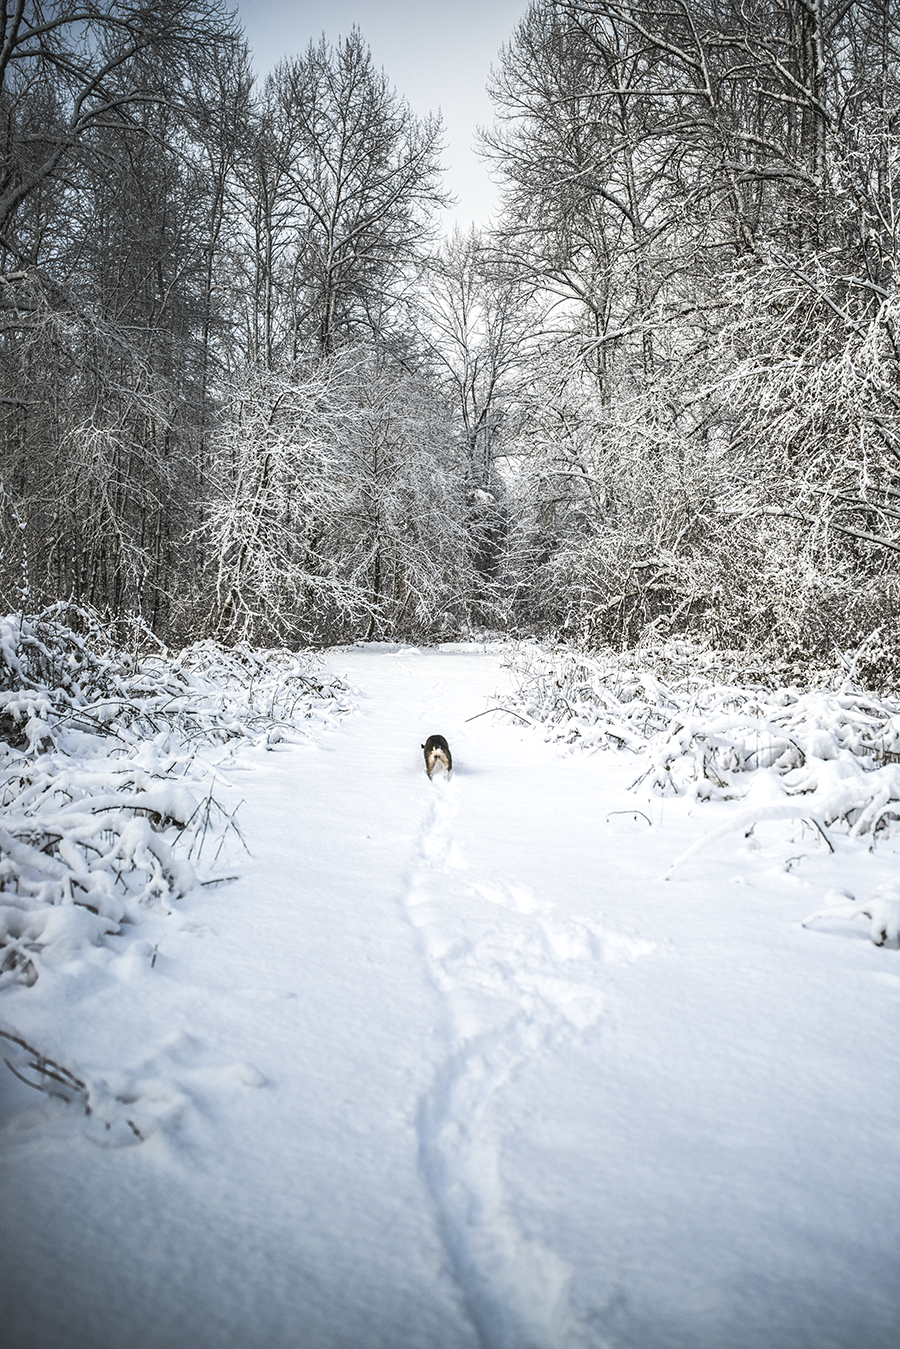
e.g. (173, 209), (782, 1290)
(408, 778), (653, 1349)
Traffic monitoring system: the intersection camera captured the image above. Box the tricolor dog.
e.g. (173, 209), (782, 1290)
(422, 734), (452, 779)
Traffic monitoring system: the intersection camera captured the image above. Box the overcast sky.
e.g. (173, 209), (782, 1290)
(234, 0), (528, 230)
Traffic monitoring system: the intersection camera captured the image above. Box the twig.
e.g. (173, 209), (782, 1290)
(0, 1027), (88, 1107)
(606, 810), (652, 827)
(464, 706), (535, 725)
(808, 817), (835, 852)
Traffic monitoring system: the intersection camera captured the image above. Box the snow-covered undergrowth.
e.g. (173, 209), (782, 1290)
(0, 605), (353, 995)
(500, 642), (900, 947)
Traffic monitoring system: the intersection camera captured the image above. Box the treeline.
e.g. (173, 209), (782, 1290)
(3, 2), (900, 673)
(485, 0), (900, 677)
(0, 2), (485, 644)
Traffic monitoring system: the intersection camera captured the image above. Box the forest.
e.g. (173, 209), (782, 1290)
(2, 10), (899, 1338)
(3, 0), (900, 677)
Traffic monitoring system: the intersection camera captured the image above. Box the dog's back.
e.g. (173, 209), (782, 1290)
(423, 733), (452, 778)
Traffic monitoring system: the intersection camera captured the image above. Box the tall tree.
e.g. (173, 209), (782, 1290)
(252, 29), (449, 357)
(0, 2), (248, 628)
(415, 227), (532, 486)
(0, 1), (241, 256)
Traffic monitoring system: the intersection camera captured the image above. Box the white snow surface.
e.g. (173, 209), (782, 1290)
(1, 642), (898, 1349)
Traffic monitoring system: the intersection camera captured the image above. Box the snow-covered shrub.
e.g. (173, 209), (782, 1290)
(0, 606), (352, 989)
(803, 884), (900, 950)
(500, 642), (900, 875)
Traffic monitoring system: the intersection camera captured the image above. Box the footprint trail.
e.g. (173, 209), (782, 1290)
(407, 776), (652, 1348)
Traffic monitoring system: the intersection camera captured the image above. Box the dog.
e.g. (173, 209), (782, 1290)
(422, 733), (452, 779)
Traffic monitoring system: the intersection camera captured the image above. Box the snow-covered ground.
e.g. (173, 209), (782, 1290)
(1, 642), (898, 1349)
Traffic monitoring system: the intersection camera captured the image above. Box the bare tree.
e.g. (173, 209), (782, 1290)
(252, 29), (449, 356)
(0, 1), (242, 254)
(415, 227), (533, 487)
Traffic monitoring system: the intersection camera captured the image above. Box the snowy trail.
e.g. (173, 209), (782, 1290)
(407, 772), (648, 1349)
(410, 782), (590, 1349)
(1, 644), (899, 1349)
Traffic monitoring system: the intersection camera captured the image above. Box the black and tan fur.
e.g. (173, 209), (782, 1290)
(422, 733), (452, 779)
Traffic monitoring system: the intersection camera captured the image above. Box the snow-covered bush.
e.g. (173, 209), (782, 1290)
(499, 643), (900, 944)
(0, 606), (352, 989)
(502, 642), (900, 773)
(500, 330), (900, 667)
(803, 884), (900, 950)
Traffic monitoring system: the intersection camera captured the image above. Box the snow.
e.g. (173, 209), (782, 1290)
(1, 642), (898, 1349)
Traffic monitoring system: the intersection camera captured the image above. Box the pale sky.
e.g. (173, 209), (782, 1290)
(234, 0), (528, 229)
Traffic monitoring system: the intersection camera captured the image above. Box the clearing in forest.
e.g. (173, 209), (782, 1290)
(1, 643), (898, 1349)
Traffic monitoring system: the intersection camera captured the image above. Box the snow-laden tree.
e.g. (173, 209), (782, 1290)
(480, 0), (900, 656)
(202, 350), (475, 645)
(333, 355), (474, 639)
(0, 2), (250, 630)
(498, 337), (727, 642)
(201, 359), (354, 644)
